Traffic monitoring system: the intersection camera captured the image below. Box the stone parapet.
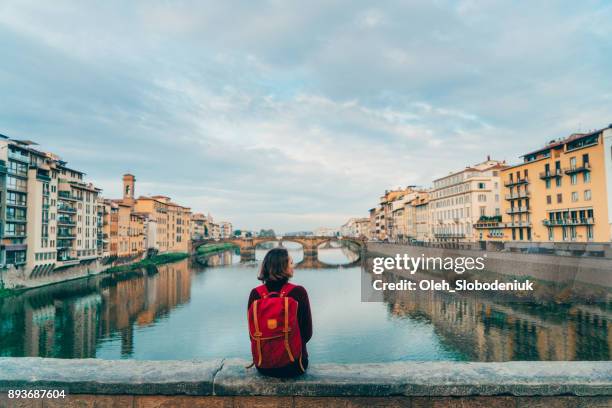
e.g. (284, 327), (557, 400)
(0, 358), (610, 407)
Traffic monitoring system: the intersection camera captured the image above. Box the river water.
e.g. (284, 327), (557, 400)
(0, 243), (609, 362)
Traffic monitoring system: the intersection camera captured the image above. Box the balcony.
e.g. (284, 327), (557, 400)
(57, 232), (76, 239)
(542, 218), (594, 226)
(57, 217), (76, 226)
(4, 231), (27, 238)
(474, 221), (502, 229)
(505, 221), (532, 228)
(539, 169), (563, 180)
(7, 184), (27, 193)
(6, 216), (27, 223)
(8, 150), (29, 163)
(434, 233), (466, 238)
(505, 191), (530, 200)
(506, 206), (529, 214)
(7, 167), (28, 177)
(58, 205), (77, 214)
(564, 163), (591, 175)
(58, 191), (78, 201)
(504, 177), (529, 187)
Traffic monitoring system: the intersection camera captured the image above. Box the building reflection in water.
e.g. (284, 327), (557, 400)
(0, 259), (192, 358)
(383, 273), (610, 361)
(1, 254), (610, 361)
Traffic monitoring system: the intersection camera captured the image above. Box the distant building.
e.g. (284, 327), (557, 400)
(219, 221), (233, 239)
(341, 217), (370, 238)
(314, 227), (339, 237)
(430, 158), (507, 242)
(110, 174), (192, 254)
(190, 213), (209, 240)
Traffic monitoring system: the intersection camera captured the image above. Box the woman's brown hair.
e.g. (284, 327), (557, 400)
(258, 247), (291, 282)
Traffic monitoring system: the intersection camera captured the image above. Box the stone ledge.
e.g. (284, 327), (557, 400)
(0, 358), (222, 396)
(0, 358), (610, 397)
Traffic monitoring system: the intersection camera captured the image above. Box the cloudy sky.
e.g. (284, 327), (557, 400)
(1, 1), (611, 233)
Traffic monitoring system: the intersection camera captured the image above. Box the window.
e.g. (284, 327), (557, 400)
(571, 174), (577, 185)
(478, 194), (486, 202)
(570, 157), (577, 169)
(587, 225), (593, 241)
(583, 171), (590, 183)
(546, 195), (552, 204)
(571, 192), (578, 202)
(584, 190), (591, 201)
(478, 182), (485, 189)
(545, 179), (551, 189)
(557, 194), (562, 203)
(479, 206), (486, 216)
(555, 177), (562, 187)
(548, 227), (553, 241)
(570, 226), (577, 241)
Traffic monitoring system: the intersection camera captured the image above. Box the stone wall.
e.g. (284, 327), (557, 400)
(367, 242), (612, 288)
(0, 358), (610, 407)
(0, 254), (145, 290)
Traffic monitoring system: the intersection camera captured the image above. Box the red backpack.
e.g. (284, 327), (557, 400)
(248, 283), (303, 369)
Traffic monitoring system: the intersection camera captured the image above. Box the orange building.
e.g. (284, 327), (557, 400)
(498, 126), (612, 243)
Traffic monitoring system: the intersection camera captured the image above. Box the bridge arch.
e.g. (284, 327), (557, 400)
(192, 236), (365, 267)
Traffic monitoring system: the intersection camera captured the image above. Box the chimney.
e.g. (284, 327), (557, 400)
(123, 174), (136, 204)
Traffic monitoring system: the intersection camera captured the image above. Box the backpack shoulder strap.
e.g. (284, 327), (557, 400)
(280, 282), (297, 297)
(255, 284), (268, 298)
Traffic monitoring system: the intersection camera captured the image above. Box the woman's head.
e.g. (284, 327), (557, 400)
(258, 247), (294, 282)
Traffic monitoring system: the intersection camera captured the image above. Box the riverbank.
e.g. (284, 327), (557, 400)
(0, 252), (190, 293)
(0, 287), (16, 299)
(196, 242), (238, 256)
(105, 252), (189, 274)
(0, 358), (609, 406)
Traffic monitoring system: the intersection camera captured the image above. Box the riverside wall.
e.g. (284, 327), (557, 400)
(0, 254), (145, 291)
(0, 358), (610, 407)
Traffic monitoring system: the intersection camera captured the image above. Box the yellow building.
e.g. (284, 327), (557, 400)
(123, 173), (190, 253)
(501, 126), (612, 243)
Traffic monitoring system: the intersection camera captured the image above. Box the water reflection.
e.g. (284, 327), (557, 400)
(382, 272), (611, 361)
(0, 245), (610, 362)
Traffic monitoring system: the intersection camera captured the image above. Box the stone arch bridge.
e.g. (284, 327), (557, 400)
(192, 236), (365, 268)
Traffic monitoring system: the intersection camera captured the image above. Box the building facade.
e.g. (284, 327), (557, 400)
(0, 136), (102, 274)
(500, 127), (612, 243)
(430, 159), (506, 242)
(190, 213), (209, 240)
(219, 221), (233, 239)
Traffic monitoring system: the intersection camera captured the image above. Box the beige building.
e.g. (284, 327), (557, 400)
(341, 217), (370, 238)
(190, 213), (209, 240)
(219, 221), (233, 239)
(0, 137), (102, 273)
(430, 158), (506, 242)
(412, 191), (431, 242)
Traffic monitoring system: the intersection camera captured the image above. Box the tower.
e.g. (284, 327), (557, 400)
(123, 174), (135, 204)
